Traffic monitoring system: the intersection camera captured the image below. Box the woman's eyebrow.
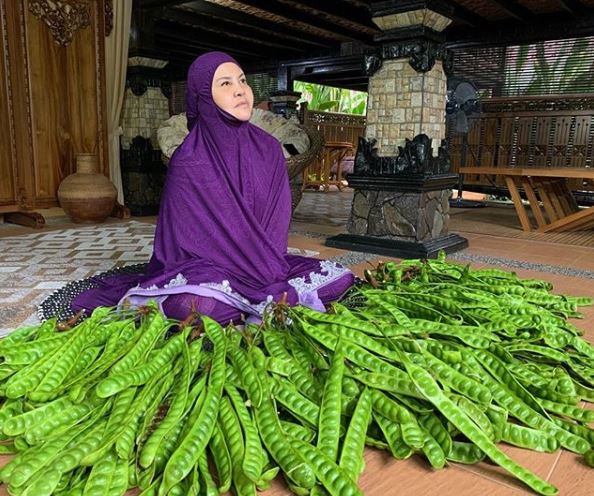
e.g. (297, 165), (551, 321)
(215, 73), (245, 82)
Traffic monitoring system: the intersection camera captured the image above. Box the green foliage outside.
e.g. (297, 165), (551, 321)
(504, 36), (594, 95)
(293, 80), (367, 115)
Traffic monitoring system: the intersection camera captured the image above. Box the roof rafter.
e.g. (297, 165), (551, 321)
(138, 0), (191, 8)
(276, 0), (379, 33)
(557, 0), (587, 16)
(439, 0), (491, 27)
(203, 0), (374, 42)
(176, 1), (334, 47)
(155, 21), (299, 58)
(159, 7), (312, 52)
(446, 10), (594, 48)
(488, 0), (535, 21)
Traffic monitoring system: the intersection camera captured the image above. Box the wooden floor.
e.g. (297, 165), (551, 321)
(1, 193), (593, 495)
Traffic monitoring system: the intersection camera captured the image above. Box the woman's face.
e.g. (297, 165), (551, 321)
(211, 62), (254, 121)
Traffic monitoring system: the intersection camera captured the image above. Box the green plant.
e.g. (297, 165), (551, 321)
(293, 81), (367, 115)
(504, 37), (594, 95)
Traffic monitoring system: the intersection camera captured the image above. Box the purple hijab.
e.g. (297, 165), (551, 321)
(73, 52), (353, 319)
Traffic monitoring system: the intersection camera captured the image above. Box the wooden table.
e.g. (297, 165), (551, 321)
(460, 166), (594, 232)
(302, 141), (353, 192)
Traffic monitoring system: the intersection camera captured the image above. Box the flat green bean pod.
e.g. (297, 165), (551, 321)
(291, 438), (364, 496)
(339, 387), (372, 480)
(403, 357), (559, 495)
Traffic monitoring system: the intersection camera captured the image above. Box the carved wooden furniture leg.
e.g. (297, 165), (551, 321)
(521, 177), (546, 228)
(460, 167), (594, 233)
(111, 202), (131, 219)
(4, 212), (46, 229)
(533, 180), (559, 223)
(504, 176), (532, 231)
(539, 207), (594, 232)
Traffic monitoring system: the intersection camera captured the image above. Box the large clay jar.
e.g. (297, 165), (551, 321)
(58, 153), (117, 223)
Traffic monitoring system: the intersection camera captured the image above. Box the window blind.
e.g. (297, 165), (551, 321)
(451, 36), (594, 97)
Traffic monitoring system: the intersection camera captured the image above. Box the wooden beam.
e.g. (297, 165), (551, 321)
(155, 20), (307, 58)
(558, 0), (587, 16)
(159, 39), (263, 63)
(489, 0), (535, 21)
(297, 74), (369, 88)
(280, 0), (379, 33)
(139, 0), (190, 8)
(160, 6), (327, 51)
(439, 0), (490, 28)
(155, 23), (289, 58)
(174, 1), (333, 47)
(340, 0), (370, 9)
(210, 0), (374, 42)
(161, 8), (308, 53)
(446, 11), (594, 47)
(279, 54), (368, 91)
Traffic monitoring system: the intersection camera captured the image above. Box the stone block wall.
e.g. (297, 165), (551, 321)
(373, 10), (452, 32)
(365, 59), (447, 157)
(121, 87), (170, 149)
(347, 189), (450, 242)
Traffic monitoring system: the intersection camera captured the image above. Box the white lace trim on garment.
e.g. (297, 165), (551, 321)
(288, 260), (349, 295)
(164, 273), (188, 288)
(201, 279), (250, 304)
(201, 280), (274, 313)
(127, 273), (188, 293)
(129, 261), (348, 315)
(253, 295), (275, 314)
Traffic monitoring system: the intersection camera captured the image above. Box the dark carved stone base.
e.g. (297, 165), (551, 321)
(325, 233), (468, 259)
(347, 173), (458, 192)
(121, 136), (167, 217)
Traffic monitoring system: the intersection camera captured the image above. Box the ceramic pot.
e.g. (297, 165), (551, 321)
(58, 154), (117, 223)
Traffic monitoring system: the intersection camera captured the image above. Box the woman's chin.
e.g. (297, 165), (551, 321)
(231, 108), (253, 122)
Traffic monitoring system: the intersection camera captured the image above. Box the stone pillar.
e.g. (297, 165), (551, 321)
(366, 2), (453, 155)
(327, 0), (468, 258)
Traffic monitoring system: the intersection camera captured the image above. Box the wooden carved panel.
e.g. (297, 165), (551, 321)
(574, 116), (592, 169)
(26, 13), (69, 201)
(0, 1), (36, 210)
(0, 2), (16, 205)
(25, 0), (107, 204)
(449, 96), (594, 196)
(28, 0), (90, 47)
(104, 0), (112, 36)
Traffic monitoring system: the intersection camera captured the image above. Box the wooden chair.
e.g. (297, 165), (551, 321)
(302, 141), (353, 192)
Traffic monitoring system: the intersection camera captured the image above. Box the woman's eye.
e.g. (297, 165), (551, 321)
(221, 81), (230, 86)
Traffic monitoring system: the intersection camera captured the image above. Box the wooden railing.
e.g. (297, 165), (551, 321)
(299, 106), (366, 189)
(301, 104), (366, 152)
(448, 94), (594, 195)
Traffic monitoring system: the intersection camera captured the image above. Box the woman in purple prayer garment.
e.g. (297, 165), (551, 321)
(73, 52), (355, 324)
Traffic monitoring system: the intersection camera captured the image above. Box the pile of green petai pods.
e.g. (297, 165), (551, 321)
(0, 252), (593, 495)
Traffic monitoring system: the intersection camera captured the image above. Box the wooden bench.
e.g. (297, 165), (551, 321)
(459, 167), (594, 233)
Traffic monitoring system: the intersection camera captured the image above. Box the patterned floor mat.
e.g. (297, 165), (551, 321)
(0, 221), (319, 336)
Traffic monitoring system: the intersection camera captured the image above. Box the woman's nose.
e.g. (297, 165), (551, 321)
(234, 85), (244, 97)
